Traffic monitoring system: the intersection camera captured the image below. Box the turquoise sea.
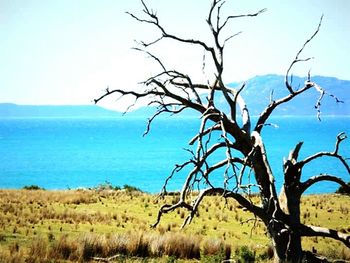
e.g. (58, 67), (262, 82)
(0, 116), (349, 193)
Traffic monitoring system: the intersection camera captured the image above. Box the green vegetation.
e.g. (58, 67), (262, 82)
(336, 182), (350, 195)
(22, 185), (45, 190)
(92, 182), (142, 192)
(0, 189), (349, 262)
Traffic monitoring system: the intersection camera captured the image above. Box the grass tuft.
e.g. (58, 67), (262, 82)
(0, 189), (349, 262)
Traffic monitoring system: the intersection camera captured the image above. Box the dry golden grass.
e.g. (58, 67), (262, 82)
(0, 189), (349, 262)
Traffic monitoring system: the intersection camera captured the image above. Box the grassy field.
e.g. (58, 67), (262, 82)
(0, 186), (349, 262)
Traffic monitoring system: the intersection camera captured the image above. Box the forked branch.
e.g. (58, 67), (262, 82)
(300, 174), (350, 194)
(285, 15), (323, 93)
(298, 132), (350, 173)
(255, 16), (325, 132)
(152, 187), (267, 229)
(300, 224), (350, 248)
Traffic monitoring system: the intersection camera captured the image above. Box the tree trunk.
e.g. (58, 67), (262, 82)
(273, 183), (303, 262)
(268, 220), (303, 262)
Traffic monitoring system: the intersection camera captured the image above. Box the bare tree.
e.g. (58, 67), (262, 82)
(95, 0), (350, 261)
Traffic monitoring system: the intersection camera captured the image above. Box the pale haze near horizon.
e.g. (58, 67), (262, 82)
(1, 0), (349, 111)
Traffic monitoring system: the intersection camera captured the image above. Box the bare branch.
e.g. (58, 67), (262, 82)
(220, 8), (267, 31)
(298, 132), (350, 174)
(160, 160), (194, 196)
(181, 187), (217, 227)
(232, 83), (251, 133)
(250, 131), (281, 212)
(129, 0), (222, 72)
(311, 82), (344, 121)
(223, 31), (242, 47)
(182, 187), (267, 228)
(300, 224), (350, 248)
(145, 78), (207, 114)
(143, 108), (165, 136)
(300, 174), (350, 194)
(169, 75), (203, 105)
(151, 201), (193, 228)
(137, 36), (164, 48)
(255, 81), (315, 133)
(289, 142), (303, 163)
(132, 47), (167, 72)
(94, 88), (161, 105)
(257, 79), (345, 125)
(203, 157), (245, 179)
(189, 123), (221, 145)
(92, 254), (123, 262)
(285, 15), (323, 93)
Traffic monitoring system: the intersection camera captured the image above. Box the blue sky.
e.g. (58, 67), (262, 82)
(1, 0), (349, 109)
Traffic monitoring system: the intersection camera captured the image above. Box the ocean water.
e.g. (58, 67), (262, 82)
(0, 116), (349, 193)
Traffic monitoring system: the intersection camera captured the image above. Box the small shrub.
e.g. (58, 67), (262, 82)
(166, 255), (177, 263)
(50, 234), (78, 260)
(126, 233), (149, 257)
(202, 238), (222, 256)
(236, 245), (255, 263)
(108, 233), (128, 255)
(180, 210), (185, 219)
(27, 236), (48, 262)
(123, 184), (142, 192)
(94, 181), (117, 191)
(22, 185), (44, 190)
(336, 182), (350, 195)
(202, 238), (231, 262)
(47, 232), (55, 242)
(163, 233), (200, 259)
(0, 247), (24, 263)
(258, 245), (274, 260)
(9, 242), (20, 254)
(340, 247), (350, 260)
(81, 234), (107, 260)
(81, 237), (95, 261)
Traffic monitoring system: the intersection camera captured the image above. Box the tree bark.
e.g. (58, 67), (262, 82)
(268, 223), (303, 262)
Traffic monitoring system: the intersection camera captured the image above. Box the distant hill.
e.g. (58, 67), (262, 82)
(0, 103), (119, 118)
(1, 75), (349, 118)
(125, 75), (350, 118)
(226, 74), (350, 116)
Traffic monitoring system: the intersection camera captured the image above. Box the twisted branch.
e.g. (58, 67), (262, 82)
(298, 132), (349, 173)
(255, 16), (324, 132)
(300, 174), (350, 194)
(285, 15), (323, 93)
(300, 224), (350, 248)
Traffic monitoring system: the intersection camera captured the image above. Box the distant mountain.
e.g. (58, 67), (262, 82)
(1, 75), (349, 118)
(131, 74), (350, 117)
(0, 103), (119, 118)
(227, 74), (350, 116)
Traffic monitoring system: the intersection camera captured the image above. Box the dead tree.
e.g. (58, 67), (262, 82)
(95, 0), (350, 261)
